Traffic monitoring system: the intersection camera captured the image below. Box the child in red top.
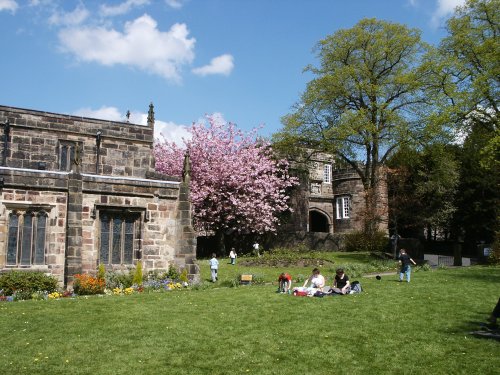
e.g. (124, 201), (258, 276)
(278, 273), (292, 294)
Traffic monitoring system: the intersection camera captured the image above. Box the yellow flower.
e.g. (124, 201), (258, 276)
(48, 292), (61, 299)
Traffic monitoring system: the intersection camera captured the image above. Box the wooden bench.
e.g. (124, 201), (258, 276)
(240, 274), (253, 285)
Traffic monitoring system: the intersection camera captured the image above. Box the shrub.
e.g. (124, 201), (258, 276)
(132, 262), (143, 286)
(32, 290), (48, 301)
(0, 271), (58, 298)
(146, 269), (168, 282)
(251, 274), (266, 285)
(344, 230), (388, 253)
(167, 264), (180, 280)
(242, 245), (332, 267)
(488, 250), (500, 264)
(180, 268), (189, 283)
(105, 271), (134, 289)
(487, 232), (500, 264)
(13, 289), (34, 301)
(97, 264), (106, 280)
(73, 274), (105, 295)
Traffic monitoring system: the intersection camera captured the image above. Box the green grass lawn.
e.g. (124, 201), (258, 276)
(1, 265), (499, 375)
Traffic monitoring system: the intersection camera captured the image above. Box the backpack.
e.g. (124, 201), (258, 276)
(350, 281), (362, 294)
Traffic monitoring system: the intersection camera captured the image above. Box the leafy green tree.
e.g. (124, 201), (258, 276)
(440, 0), (498, 121)
(387, 145), (459, 241)
(434, 0), (499, 168)
(453, 122), (499, 248)
(428, 0), (499, 252)
(276, 18), (440, 233)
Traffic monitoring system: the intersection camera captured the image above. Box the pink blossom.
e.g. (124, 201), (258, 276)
(154, 115), (298, 234)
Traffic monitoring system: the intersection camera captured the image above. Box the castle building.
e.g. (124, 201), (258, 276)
(0, 105), (198, 287)
(279, 151), (388, 250)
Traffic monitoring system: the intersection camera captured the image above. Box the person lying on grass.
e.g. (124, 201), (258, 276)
(329, 268), (351, 295)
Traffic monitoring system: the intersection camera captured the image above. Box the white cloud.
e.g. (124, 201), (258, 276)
(0, 0), (18, 13)
(431, 0), (466, 27)
(192, 54), (234, 76)
(49, 5), (89, 27)
(100, 0), (150, 17)
(165, 0), (185, 9)
(58, 14), (196, 82)
(154, 119), (191, 144)
(74, 106), (124, 122)
(73, 106), (190, 145)
(125, 111), (191, 144)
(29, 0), (54, 7)
(407, 0), (418, 6)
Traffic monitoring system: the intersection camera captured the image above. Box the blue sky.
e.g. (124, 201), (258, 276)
(0, 0), (466, 143)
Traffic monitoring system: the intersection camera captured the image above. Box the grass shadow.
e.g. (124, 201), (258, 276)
(443, 268), (500, 284)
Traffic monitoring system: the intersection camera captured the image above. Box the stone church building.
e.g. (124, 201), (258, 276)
(0, 104), (198, 287)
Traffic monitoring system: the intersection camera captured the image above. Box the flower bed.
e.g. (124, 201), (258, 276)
(0, 265), (190, 302)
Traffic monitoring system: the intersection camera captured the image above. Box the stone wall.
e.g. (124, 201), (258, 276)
(0, 106), (154, 177)
(330, 168), (366, 233)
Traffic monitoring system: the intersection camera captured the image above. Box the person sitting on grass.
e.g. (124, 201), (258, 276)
(329, 268), (351, 295)
(278, 272), (292, 294)
(303, 268), (325, 292)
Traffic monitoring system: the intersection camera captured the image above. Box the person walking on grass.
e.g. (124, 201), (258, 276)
(398, 249), (416, 283)
(209, 253), (219, 282)
(253, 241), (260, 257)
(229, 248), (237, 265)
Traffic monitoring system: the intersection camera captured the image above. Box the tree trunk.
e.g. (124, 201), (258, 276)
(214, 230), (226, 256)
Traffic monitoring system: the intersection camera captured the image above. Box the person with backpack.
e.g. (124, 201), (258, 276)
(329, 268), (351, 295)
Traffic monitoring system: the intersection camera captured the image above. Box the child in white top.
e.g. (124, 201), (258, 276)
(209, 253), (219, 282)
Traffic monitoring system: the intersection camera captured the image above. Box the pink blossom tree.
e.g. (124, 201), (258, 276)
(154, 115), (298, 251)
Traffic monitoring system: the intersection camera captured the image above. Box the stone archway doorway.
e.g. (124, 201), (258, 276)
(309, 210), (330, 233)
